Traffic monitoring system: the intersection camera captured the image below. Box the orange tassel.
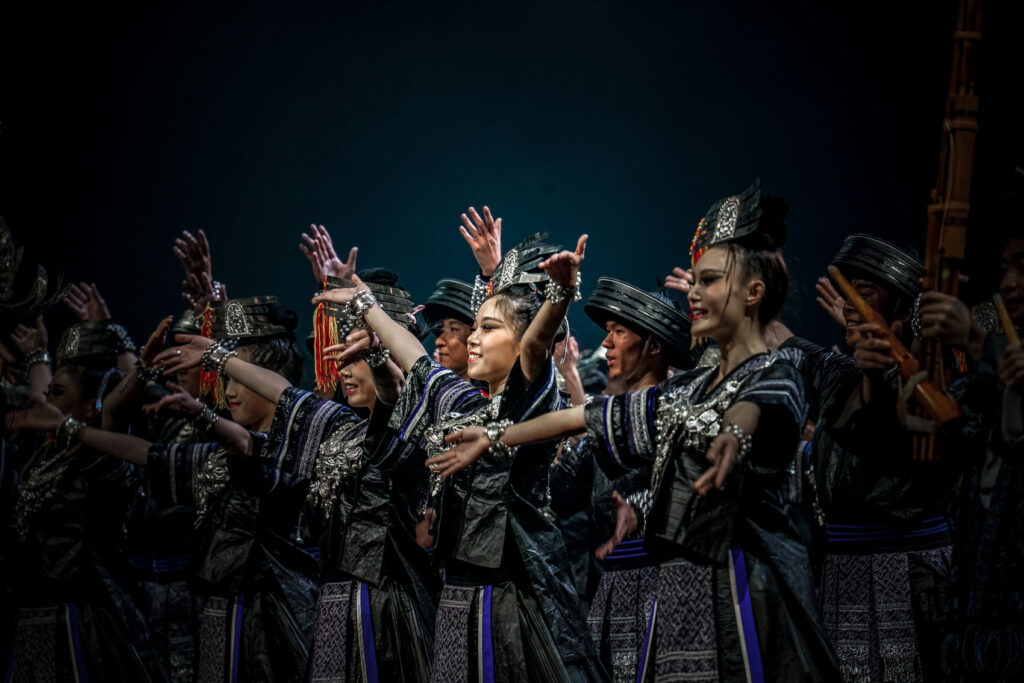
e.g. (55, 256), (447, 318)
(313, 279), (341, 392)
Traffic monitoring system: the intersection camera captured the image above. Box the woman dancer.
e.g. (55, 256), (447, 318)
(313, 228), (604, 681)
(436, 182), (840, 682)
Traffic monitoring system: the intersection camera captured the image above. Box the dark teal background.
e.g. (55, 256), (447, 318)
(2, 1), (1021, 359)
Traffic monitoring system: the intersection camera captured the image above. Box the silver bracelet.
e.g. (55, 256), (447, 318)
(545, 272), (582, 305)
(193, 405), (221, 432)
(365, 345), (391, 368)
(347, 289), (378, 327)
(57, 415), (86, 451)
(135, 360), (162, 383)
(24, 349), (52, 369)
(200, 339), (238, 377)
(720, 422), (753, 461)
(485, 419), (514, 458)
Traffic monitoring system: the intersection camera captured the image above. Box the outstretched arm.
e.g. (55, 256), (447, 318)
(520, 234), (588, 382)
(425, 405), (586, 477)
(312, 274), (428, 374)
(154, 334), (292, 405)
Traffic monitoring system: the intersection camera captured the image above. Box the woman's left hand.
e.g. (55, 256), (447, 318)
(425, 426), (490, 477)
(694, 401), (759, 495)
(153, 334), (213, 374)
(10, 316), (48, 355)
(539, 235), (588, 289)
(311, 273), (370, 309)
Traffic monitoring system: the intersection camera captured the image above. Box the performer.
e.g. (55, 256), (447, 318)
(422, 278), (476, 382)
(436, 181), (841, 682)
(5, 321), (167, 681)
(166, 270), (438, 681)
(53, 299), (317, 682)
(931, 221), (1024, 677)
(817, 235), (958, 681)
(313, 227), (605, 681)
(549, 277), (693, 682)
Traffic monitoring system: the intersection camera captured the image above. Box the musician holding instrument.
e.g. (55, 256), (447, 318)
(941, 215), (1024, 677)
(810, 235), (959, 682)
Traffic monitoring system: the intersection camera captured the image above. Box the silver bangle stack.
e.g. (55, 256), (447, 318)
(24, 349), (52, 369)
(485, 419), (514, 458)
(365, 345), (391, 368)
(347, 289), (378, 327)
(200, 339), (238, 377)
(193, 405), (221, 432)
(545, 272), (583, 305)
(57, 415), (86, 451)
(720, 422), (753, 460)
(135, 359), (162, 383)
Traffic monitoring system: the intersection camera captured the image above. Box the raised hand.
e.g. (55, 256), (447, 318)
(539, 235), (588, 289)
(322, 328), (380, 368)
(183, 272), (227, 315)
(143, 381), (205, 416)
(300, 224), (357, 281)
(10, 316), (48, 355)
(64, 282), (111, 321)
(459, 206), (502, 278)
(664, 267), (694, 294)
(554, 335), (580, 369)
(815, 276), (848, 329)
(139, 316), (174, 369)
(153, 334), (213, 375)
(424, 426), (490, 477)
(311, 273), (370, 309)
(594, 491), (638, 560)
(173, 229), (213, 282)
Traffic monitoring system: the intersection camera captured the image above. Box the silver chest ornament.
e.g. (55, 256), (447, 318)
(422, 394), (502, 505)
(649, 354), (774, 498)
(308, 422), (368, 519)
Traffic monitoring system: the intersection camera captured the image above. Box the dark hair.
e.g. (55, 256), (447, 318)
(489, 285), (542, 338)
(726, 244), (790, 326)
(238, 303), (303, 386)
(59, 364), (127, 422)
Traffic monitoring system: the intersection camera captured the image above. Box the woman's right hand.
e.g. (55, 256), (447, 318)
(664, 267), (694, 294)
(153, 334), (213, 374)
(459, 206), (502, 278)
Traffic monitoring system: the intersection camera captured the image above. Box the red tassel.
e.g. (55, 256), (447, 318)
(314, 279), (341, 392)
(199, 304), (219, 404)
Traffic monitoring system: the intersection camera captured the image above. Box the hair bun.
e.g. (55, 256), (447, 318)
(265, 303), (299, 337)
(756, 194), (789, 250)
(358, 267), (400, 288)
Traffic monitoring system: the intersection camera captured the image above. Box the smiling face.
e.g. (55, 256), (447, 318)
(434, 318), (471, 377)
(687, 245), (762, 342)
(339, 359), (378, 409)
(466, 298), (522, 387)
(1001, 236), (1024, 325)
(841, 278), (891, 346)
